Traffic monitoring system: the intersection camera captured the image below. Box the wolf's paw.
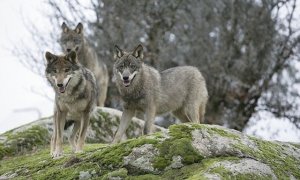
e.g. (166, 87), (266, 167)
(51, 150), (63, 159)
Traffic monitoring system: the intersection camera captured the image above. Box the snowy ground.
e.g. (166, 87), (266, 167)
(0, 0), (299, 142)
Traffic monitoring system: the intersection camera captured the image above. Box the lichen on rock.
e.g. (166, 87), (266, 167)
(0, 120), (299, 179)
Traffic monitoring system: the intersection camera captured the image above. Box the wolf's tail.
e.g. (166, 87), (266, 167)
(64, 120), (75, 130)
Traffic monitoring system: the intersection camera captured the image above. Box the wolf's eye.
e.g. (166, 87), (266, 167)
(65, 68), (70, 73)
(119, 65), (124, 70)
(74, 39), (81, 44)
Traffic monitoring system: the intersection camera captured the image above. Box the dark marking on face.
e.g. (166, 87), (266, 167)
(115, 55), (141, 73)
(71, 76), (83, 95)
(46, 56), (79, 74)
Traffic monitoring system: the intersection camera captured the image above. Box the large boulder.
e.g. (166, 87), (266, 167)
(0, 122), (299, 179)
(0, 107), (165, 159)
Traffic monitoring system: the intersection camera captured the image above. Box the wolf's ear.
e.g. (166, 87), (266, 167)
(75, 23), (83, 34)
(114, 45), (124, 59)
(61, 22), (69, 33)
(132, 44), (144, 59)
(66, 51), (77, 64)
(45, 51), (56, 64)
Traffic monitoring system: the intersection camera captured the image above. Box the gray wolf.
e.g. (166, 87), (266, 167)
(45, 51), (98, 158)
(112, 44), (208, 143)
(60, 22), (109, 106)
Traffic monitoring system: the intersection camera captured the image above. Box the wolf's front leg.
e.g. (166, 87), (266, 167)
(75, 114), (90, 153)
(112, 108), (135, 144)
(144, 105), (156, 135)
(69, 121), (80, 152)
(50, 110), (57, 155)
(52, 110), (67, 158)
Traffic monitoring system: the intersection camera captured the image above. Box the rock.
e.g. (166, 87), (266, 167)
(79, 171), (91, 180)
(206, 158), (277, 179)
(0, 107), (165, 159)
(124, 144), (159, 174)
(0, 121), (299, 179)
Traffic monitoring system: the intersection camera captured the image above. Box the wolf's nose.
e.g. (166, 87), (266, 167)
(57, 83), (63, 87)
(123, 76), (129, 81)
(67, 49), (71, 52)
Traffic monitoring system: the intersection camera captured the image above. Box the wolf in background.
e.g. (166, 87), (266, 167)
(45, 51), (97, 158)
(60, 22), (109, 106)
(112, 44), (208, 143)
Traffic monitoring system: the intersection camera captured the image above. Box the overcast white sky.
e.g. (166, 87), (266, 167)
(0, 0), (299, 142)
(0, 0), (54, 133)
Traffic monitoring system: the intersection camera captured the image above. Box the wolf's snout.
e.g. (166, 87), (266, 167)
(67, 48), (71, 52)
(123, 76), (129, 81)
(57, 83), (64, 87)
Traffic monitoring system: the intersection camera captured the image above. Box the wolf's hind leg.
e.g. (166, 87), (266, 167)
(185, 104), (200, 123)
(199, 104), (206, 123)
(98, 77), (108, 107)
(172, 108), (190, 123)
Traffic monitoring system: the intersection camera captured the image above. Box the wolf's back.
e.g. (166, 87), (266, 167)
(157, 66), (208, 114)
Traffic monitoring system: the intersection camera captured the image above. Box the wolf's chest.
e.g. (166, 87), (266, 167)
(123, 98), (148, 112)
(58, 97), (89, 113)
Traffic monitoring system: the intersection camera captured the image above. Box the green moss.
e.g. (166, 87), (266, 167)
(0, 144), (104, 180)
(1, 123), (299, 179)
(0, 143), (11, 160)
(207, 165), (272, 180)
(152, 132), (165, 139)
(207, 127), (239, 139)
(168, 124), (194, 139)
(153, 124), (203, 170)
(102, 168), (128, 180)
(290, 143), (300, 149)
(0, 126), (50, 160)
(89, 137), (159, 168)
(127, 174), (162, 180)
(235, 137), (300, 179)
(191, 123), (240, 139)
(88, 110), (118, 143)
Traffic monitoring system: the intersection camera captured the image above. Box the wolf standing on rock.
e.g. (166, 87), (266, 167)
(112, 45), (208, 143)
(45, 51), (97, 158)
(60, 22), (109, 106)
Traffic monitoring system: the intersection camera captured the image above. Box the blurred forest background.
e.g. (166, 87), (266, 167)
(16, 0), (300, 132)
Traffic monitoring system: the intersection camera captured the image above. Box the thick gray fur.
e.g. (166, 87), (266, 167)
(45, 51), (98, 158)
(60, 22), (109, 106)
(112, 45), (208, 143)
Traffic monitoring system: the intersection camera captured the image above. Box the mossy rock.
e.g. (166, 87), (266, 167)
(0, 123), (299, 179)
(0, 107), (165, 160)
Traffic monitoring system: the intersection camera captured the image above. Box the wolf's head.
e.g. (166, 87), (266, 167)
(60, 22), (84, 53)
(45, 51), (80, 93)
(113, 45), (144, 87)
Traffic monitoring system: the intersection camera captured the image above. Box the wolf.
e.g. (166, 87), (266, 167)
(45, 50), (98, 158)
(112, 44), (208, 143)
(60, 22), (109, 106)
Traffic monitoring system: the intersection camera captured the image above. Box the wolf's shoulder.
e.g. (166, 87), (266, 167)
(81, 66), (96, 81)
(142, 64), (160, 76)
